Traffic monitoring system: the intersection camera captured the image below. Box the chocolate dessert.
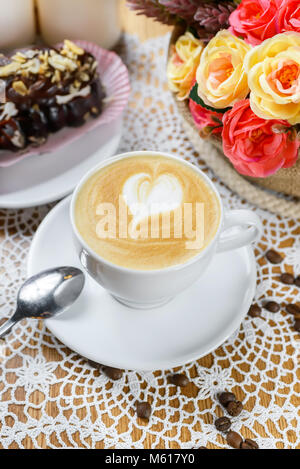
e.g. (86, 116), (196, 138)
(0, 40), (105, 152)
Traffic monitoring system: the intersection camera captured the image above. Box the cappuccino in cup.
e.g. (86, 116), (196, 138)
(71, 151), (262, 308)
(75, 154), (221, 270)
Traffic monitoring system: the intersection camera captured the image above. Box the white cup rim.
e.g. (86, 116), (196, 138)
(70, 151), (224, 274)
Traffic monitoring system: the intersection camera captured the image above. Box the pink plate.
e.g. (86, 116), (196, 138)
(0, 40), (130, 167)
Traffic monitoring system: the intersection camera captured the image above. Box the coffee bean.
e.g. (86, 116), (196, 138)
(227, 401), (243, 417)
(295, 276), (300, 288)
(294, 318), (300, 332)
(215, 416), (231, 432)
(280, 273), (294, 285)
(286, 304), (300, 316)
(169, 373), (189, 387)
(218, 392), (236, 407)
(266, 250), (283, 264)
(226, 431), (243, 449)
(248, 304), (262, 318)
(87, 360), (101, 369)
(102, 366), (123, 381)
(264, 301), (280, 313)
(241, 439), (259, 449)
(136, 402), (152, 420)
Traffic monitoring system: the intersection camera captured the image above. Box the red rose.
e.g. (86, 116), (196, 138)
(229, 0), (280, 46)
(189, 99), (223, 135)
(278, 0), (300, 33)
(222, 100), (299, 177)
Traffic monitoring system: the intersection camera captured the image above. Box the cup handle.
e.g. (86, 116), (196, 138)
(217, 209), (262, 253)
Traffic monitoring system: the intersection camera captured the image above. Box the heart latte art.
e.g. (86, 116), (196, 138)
(75, 155), (221, 270)
(122, 172), (183, 231)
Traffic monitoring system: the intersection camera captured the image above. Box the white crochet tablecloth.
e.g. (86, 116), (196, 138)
(0, 34), (299, 449)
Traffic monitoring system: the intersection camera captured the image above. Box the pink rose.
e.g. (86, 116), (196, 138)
(189, 99), (223, 135)
(222, 100), (299, 177)
(229, 0), (280, 46)
(278, 0), (300, 33)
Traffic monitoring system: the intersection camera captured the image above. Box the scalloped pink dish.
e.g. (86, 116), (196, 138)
(0, 40), (130, 168)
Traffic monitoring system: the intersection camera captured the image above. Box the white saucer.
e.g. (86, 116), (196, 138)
(0, 117), (122, 209)
(27, 197), (257, 371)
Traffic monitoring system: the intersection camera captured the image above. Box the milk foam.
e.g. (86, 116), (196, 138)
(122, 172), (183, 230)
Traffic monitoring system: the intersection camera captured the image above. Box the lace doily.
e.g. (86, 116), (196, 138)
(0, 34), (299, 450)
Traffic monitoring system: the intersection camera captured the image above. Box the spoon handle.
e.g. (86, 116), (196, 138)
(0, 317), (18, 339)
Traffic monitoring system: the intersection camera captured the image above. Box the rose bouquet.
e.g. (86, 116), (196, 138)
(127, 0), (300, 182)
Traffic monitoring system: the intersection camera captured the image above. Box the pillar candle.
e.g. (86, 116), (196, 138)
(37, 0), (122, 49)
(0, 0), (36, 50)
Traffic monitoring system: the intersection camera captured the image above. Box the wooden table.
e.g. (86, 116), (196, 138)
(1, 1), (299, 450)
(120, 0), (172, 41)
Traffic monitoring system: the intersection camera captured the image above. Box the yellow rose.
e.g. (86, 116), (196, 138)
(196, 30), (250, 109)
(167, 32), (204, 101)
(245, 32), (300, 125)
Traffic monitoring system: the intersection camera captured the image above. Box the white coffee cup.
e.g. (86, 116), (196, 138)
(70, 151), (262, 309)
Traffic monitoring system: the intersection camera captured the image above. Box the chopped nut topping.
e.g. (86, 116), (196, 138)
(73, 80), (81, 89)
(91, 61), (98, 72)
(39, 64), (47, 75)
(56, 69), (61, 82)
(63, 40), (84, 57)
(51, 69), (61, 84)
(21, 58), (40, 75)
(13, 53), (27, 64)
(56, 85), (91, 104)
(0, 62), (20, 78)
(0, 40), (97, 88)
(39, 51), (49, 62)
(48, 54), (78, 73)
(79, 72), (90, 82)
(22, 50), (39, 59)
(0, 102), (18, 120)
(11, 130), (25, 148)
(12, 81), (28, 96)
(0, 40), (104, 153)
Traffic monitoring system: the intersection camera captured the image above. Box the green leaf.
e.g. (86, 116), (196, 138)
(189, 83), (231, 114)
